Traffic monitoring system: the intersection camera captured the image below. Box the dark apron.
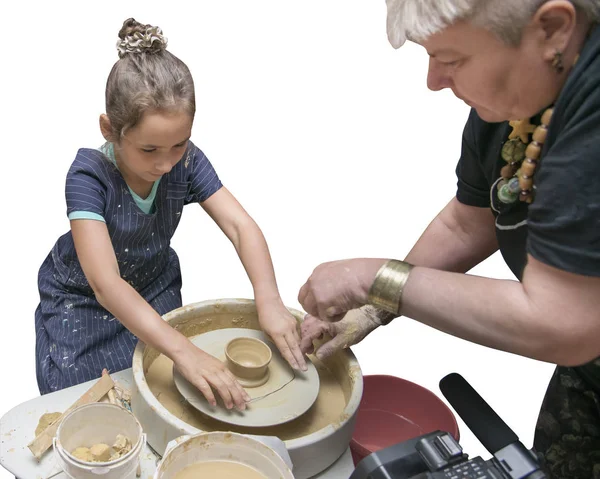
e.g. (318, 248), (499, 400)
(35, 148), (193, 394)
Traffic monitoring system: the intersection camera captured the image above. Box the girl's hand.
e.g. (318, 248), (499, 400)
(173, 342), (250, 410)
(258, 302), (308, 371)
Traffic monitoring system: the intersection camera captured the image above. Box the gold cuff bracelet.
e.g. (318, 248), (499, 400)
(367, 260), (413, 315)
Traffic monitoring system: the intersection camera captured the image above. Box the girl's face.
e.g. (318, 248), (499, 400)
(102, 109), (193, 188)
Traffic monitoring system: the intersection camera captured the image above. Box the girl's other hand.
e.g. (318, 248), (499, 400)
(258, 302), (308, 371)
(173, 343), (250, 410)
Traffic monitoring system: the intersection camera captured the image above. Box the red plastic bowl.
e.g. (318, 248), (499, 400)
(350, 375), (460, 466)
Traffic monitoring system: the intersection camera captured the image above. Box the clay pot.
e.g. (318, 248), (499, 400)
(225, 337), (272, 387)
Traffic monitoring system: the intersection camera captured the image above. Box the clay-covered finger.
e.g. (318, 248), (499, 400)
(299, 318), (317, 354)
(291, 325), (308, 367)
(315, 339), (341, 360)
(224, 369), (250, 402)
(192, 376), (217, 407)
(300, 331), (325, 355)
(286, 333), (308, 371)
(207, 376), (234, 409)
(300, 316), (312, 336)
(220, 372), (247, 410)
(234, 374), (251, 403)
(299, 329), (321, 354)
(300, 314), (321, 334)
(315, 324), (347, 360)
(300, 317), (328, 353)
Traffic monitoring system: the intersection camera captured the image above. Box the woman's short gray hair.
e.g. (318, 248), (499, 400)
(386, 0), (600, 48)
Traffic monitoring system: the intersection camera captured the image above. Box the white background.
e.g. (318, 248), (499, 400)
(0, 1), (554, 477)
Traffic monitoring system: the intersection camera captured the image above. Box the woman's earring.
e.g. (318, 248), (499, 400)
(552, 50), (565, 73)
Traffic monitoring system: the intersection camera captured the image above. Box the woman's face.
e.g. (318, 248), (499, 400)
(420, 13), (571, 122)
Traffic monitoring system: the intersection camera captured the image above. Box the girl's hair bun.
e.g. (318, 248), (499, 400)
(116, 18), (167, 58)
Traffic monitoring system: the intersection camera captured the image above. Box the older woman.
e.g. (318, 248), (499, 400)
(298, 1), (600, 477)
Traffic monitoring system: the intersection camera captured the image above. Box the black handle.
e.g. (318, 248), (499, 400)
(439, 373), (518, 454)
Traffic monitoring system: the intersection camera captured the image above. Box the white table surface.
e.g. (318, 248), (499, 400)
(0, 369), (355, 479)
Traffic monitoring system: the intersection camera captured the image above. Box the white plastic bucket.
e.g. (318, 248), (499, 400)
(154, 431), (295, 479)
(53, 402), (146, 479)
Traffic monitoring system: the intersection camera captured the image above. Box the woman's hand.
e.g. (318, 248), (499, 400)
(173, 342), (250, 410)
(300, 306), (383, 360)
(298, 258), (388, 320)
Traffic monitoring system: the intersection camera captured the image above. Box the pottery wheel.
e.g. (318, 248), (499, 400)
(173, 328), (320, 428)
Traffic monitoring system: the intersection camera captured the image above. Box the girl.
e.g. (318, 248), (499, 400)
(34, 18), (306, 410)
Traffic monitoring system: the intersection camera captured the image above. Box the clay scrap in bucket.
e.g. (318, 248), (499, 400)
(173, 328), (320, 428)
(28, 373), (115, 459)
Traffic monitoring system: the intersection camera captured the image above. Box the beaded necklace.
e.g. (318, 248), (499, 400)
(497, 108), (553, 204)
(496, 46), (588, 205)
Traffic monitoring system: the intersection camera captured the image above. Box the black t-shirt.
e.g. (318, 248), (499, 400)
(455, 26), (600, 387)
(456, 25), (600, 281)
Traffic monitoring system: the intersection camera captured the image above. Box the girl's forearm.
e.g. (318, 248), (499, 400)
(93, 276), (189, 361)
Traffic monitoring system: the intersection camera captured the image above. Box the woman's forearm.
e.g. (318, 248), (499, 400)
(405, 197), (498, 273)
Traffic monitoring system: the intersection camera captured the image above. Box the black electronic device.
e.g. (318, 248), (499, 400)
(350, 373), (546, 479)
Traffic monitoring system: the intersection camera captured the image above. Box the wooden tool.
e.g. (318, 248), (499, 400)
(102, 369), (119, 405)
(102, 370), (141, 477)
(27, 373), (114, 460)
